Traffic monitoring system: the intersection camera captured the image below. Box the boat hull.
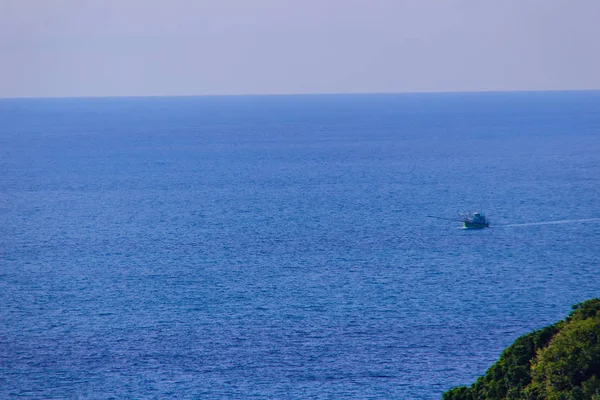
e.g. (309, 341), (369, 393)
(463, 222), (489, 229)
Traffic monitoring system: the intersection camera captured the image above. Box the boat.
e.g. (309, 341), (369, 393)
(462, 211), (489, 229)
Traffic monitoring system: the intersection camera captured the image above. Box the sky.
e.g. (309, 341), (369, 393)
(1, 0), (599, 98)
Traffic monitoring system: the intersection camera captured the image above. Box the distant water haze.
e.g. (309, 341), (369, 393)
(1, 0), (600, 97)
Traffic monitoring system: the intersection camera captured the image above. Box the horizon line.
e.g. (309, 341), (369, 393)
(1, 88), (599, 101)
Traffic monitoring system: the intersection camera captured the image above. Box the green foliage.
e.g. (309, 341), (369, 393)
(443, 298), (600, 400)
(531, 317), (600, 399)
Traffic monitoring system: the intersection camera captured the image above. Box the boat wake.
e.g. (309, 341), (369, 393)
(501, 218), (600, 227)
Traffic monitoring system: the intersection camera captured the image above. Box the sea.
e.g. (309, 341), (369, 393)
(1, 91), (599, 399)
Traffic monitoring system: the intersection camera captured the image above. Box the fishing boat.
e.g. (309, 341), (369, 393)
(462, 211), (489, 229)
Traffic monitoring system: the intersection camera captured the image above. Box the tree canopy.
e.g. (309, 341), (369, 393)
(443, 298), (600, 400)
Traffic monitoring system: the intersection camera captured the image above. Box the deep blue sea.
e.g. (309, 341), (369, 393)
(1, 92), (600, 399)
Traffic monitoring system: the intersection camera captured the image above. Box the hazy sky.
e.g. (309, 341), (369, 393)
(1, 0), (599, 98)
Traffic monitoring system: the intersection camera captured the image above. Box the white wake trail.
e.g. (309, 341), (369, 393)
(502, 218), (600, 227)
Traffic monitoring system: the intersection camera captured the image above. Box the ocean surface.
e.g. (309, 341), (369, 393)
(1, 91), (599, 399)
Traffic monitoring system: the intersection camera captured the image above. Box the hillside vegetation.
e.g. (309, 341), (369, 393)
(443, 298), (600, 400)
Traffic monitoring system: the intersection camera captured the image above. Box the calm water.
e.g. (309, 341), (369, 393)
(1, 92), (599, 399)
